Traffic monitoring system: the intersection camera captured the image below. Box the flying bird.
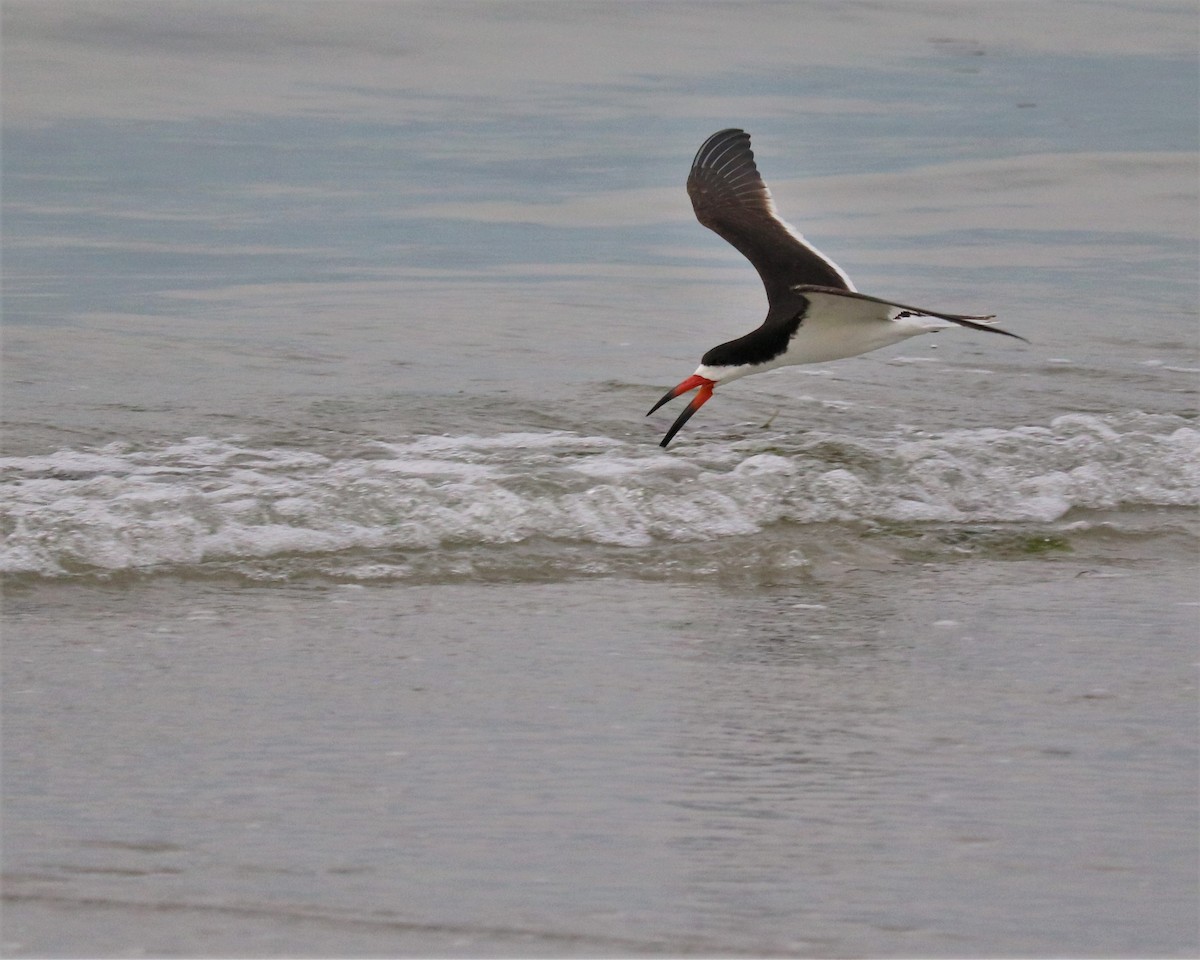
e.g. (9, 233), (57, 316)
(647, 128), (1027, 447)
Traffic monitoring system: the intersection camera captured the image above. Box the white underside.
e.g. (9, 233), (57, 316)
(694, 290), (954, 384)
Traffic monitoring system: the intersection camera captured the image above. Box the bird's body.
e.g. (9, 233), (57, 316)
(648, 128), (1026, 447)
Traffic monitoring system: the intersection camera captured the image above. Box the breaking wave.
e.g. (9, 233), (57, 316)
(2, 412), (1196, 580)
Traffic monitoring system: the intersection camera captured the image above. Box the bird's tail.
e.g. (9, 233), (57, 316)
(942, 314), (1029, 342)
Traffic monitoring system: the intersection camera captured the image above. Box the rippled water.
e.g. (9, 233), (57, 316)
(3, 1), (1198, 956)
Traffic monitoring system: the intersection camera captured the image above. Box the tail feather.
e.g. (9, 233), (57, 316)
(944, 314), (1029, 342)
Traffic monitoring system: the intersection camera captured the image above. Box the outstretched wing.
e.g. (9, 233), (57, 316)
(687, 128), (853, 306)
(797, 286), (1029, 341)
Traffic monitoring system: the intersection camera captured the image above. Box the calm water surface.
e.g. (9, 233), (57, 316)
(2, 1), (1198, 956)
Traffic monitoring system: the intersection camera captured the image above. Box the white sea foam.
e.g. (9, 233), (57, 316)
(1, 414), (1196, 578)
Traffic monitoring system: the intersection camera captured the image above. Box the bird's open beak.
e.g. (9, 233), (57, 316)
(646, 374), (716, 447)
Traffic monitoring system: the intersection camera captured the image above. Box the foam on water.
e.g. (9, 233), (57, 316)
(1, 413), (1196, 580)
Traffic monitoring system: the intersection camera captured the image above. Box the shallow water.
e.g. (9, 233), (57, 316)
(5, 554), (1198, 957)
(3, 1), (1198, 956)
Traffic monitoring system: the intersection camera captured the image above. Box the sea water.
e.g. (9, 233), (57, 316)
(3, 2), (1197, 956)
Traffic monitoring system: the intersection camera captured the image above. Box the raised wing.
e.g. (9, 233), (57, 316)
(687, 128), (853, 306)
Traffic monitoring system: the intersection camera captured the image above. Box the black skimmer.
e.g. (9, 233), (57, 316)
(648, 128), (1027, 447)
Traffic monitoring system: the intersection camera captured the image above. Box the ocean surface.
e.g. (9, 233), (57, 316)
(2, 2), (1198, 957)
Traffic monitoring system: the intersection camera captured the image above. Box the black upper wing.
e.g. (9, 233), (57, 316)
(687, 129), (852, 306)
